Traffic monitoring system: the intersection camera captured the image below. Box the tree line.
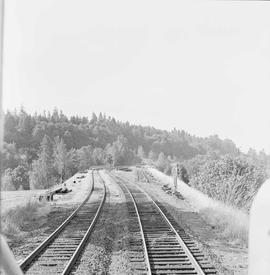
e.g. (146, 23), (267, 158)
(2, 133), (140, 190)
(1, 108), (269, 203)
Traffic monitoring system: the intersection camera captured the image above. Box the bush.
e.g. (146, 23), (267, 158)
(200, 206), (248, 243)
(11, 164), (30, 190)
(1, 169), (16, 191)
(155, 152), (171, 175)
(178, 164), (189, 184)
(1, 200), (46, 240)
(190, 155), (267, 210)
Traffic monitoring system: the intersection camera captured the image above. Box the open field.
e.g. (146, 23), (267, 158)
(0, 172), (88, 214)
(1, 172), (93, 262)
(1, 190), (45, 214)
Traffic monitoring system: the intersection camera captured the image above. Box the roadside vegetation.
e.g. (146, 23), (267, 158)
(1, 200), (49, 242)
(1, 108), (269, 214)
(2, 108), (247, 191)
(150, 168), (250, 244)
(183, 153), (269, 211)
(199, 205), (249, 243)
(2, 108), (270, 251)
(152, 146), (269, 211)
(150, 150), (269, 244)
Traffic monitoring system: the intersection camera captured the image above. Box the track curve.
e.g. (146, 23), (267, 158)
(110, 171), (216, 275)
(109, 172), (151, 274)
(20, 170), (106, 275)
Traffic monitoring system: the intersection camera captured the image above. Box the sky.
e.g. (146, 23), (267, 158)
(2, 1), (270, 153)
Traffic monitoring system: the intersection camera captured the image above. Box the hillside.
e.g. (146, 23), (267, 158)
(1, 108), (269, 210)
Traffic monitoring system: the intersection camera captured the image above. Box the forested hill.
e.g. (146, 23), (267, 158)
(4, 108), (239, 162)
(2, 109), (269, 207)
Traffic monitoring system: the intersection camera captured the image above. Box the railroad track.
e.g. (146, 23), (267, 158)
(20, 170), (106, 275)
(137, 168), (159, 185)
(110, 171), (216, 275)
(142, 169), (158, 184)
(109, 172), (150, 274)
(137, 169), (150, 183)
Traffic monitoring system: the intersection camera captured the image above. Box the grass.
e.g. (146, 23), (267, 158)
(1, 200), (49, 242)
(149, 167), (249, 245)
(199, 205), (249, 244)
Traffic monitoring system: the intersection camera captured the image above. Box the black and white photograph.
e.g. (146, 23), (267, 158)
(0, 1), (270, 274)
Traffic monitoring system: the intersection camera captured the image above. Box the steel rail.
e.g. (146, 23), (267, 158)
(61, 170), (107, 274)
(142, 170), (150, 183)
(113, 173), (206, 275)
(20, 170), (95, 271)
(134, 182), (206, 274)
(108, 172), (152, 275)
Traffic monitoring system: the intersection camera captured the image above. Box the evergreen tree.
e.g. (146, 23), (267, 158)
(77, 145), (93, 170)
(98, 112), (103, 121)
(92, 148), (105, 165)
(65, 149), (79, 177)
(1, 169), (16, 191)
(11, 164), (30, 190)
(137, 145), (145, 160)
(156, 152), (171, 174)
(148, 150), (157, 161)
(107, 135), (135, 166)
(29, 135), (55, 189)
(51, 108), (60, 122)
(178, 164), (189, 184)
(90, 112), (98, 123)
(1, 142), (20, 170)
(53, 137), (68, 183)
(106, 153), (113, 166)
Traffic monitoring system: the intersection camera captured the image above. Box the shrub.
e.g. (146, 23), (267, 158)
(1, 200), (46, 240)
(11, 164), (30, 190)
(178, 164), (189, 184)
(190, 155), (267, 210)
(199, 206), (248, 243)
(1, 169), (16, 191)
(155, 152), (171, 175)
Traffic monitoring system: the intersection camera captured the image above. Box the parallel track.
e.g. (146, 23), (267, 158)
(111, 172), (216, 275)
(20, 170), (106, 275)
(109, 172), (151, 274)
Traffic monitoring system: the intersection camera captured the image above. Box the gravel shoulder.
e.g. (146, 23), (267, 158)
(117, 167), (248, 275)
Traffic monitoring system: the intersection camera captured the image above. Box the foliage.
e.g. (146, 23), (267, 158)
(106, 135), (138, 166)
(1, 169), (16, 191)
(1, 142), (21, 170)
(189, 155), (268, 210)
(77, 145), (93, 171)
(137, 145), (145, 161)
(4, 109), (241, 161)
(2, 109), (269, 195)
(178, 164), (189, 184)
(29, 135), (55, 189)
(65, 149), (79, 177)
(53, 137), (68, 182)
(1, 200), (48, 241)
(92, 148), (105, 165)
(10, 165), (30, 190)
(155, 152), (171, 175)
(148, 150), (157, 161)
(1, 165), (29, 191)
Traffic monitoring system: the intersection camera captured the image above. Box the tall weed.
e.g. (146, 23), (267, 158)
(1, 200), (47, 240)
